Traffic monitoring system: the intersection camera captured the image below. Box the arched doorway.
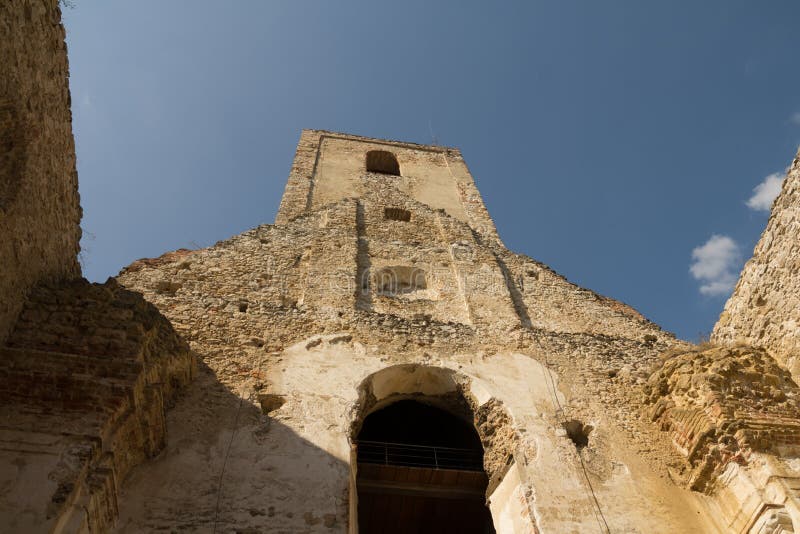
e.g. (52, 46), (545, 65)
(355, 399), (496, 534)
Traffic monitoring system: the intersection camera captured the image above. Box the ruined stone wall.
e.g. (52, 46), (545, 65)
(0, 0), (82, 344)
(0, 0), (722, 529)
(113, 158), (720, 531)
(118, 189), (671, 375)
(642, 345), (800, 532)
(712, 148), (800, 377)
(499, 248), (668, 341)
(645, 150), (800, 530)
(0, 4), (202, 532)
(644, 346), (800, 490)
(0, 279), (195, 533)
(271, 129), (672, 345)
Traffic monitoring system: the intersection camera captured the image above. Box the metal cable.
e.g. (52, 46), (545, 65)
(212, 392), (244, 533)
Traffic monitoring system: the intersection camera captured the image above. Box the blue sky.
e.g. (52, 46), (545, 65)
(62, 1), (800, 341)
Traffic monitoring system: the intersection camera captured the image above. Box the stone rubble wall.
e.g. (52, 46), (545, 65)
(498, 247), (670, 342)
(120, 187), (670, 367)
(0, 4), (199, 532)
(644, 147), (800, 533)
(0, 0), (82, 344)
(0, 0), (749, 530)
(713, 148), (800, 378)
(113, 192), (721, 532)
(0, 279), (195, 533)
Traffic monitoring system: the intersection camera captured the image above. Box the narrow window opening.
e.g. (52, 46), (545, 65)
(366, 150), (400, 176)
(383, 207), (411, 222)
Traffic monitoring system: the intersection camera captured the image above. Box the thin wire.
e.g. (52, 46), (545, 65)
(212, 392), (244, 533)
(576, 446), (611, 534)
(542, 360), (605, 532)
(541, 357), (611, 534)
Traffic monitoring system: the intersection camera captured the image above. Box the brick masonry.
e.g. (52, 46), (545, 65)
(0, 279), (195, 532)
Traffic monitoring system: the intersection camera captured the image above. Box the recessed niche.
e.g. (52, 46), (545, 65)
(372, 266), (427, 296)
(563, 420), (593, 449)
(384, 207), (411, 222)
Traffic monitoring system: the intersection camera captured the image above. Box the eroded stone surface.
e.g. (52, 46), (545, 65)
(0, 0), (82, 344)
(2, 0), (800, 529)
(0, 279), (195, 532)
(644, 345), (800, 492)
(713, 149), (800, 379)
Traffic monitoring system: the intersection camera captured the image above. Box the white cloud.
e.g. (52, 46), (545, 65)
(791, 112), (800, 125)
(746, 172), (784, 212)
(690, 235), (741, 297)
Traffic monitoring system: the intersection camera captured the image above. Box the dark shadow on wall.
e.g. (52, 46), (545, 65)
(113, 360), (350, 533)
(488, 251), (532, 329)
(355, 200), (375, 313)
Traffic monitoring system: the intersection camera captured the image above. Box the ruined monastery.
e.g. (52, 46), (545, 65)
(3, 2), (800, 533)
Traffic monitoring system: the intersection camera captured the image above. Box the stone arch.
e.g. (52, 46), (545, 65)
(365, 150), (400, 176)
(350, 364), (518, 478)
(349, 364), (530, 533)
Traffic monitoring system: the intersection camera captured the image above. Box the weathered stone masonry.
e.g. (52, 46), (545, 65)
(0, 3), (195, 532)
(0, 280), (195, 532)
(112, 130), (718, 533)
(0, 0), (81, 345)
(2, 1), (800, 531)
(109, 132), (800, 533)
(713, 149), (800, 380)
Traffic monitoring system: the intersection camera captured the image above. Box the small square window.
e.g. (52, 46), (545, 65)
(384, 208), (411, 222)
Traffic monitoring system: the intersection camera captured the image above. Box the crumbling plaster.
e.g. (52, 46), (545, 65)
(112, 334), (714, 533)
